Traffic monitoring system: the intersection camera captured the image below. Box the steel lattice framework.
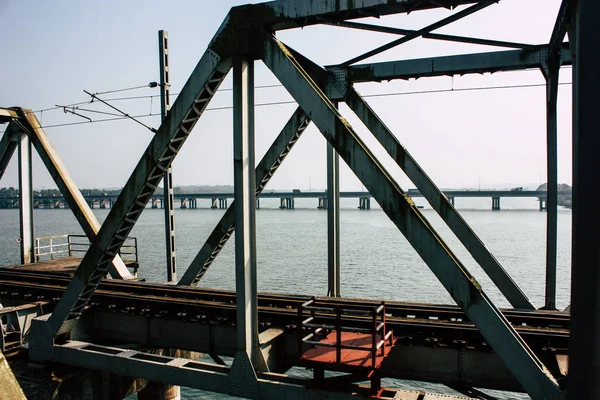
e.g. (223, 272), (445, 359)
(2, 0), (597, 399)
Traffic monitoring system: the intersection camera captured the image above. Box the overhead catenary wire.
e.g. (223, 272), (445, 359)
(29, 80), (572, 131)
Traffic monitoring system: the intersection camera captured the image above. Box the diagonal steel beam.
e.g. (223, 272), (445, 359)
(0, 122), (19, 182)
(45, 36), (233, 336)
(13, 110), (134, 280)
(262, 35), (561, 400)
(549, 0), (573, 63)
(344, 88), (533, 309)
(326, 20), (536, 50)
(178, 107), (311, 285)
(339, 0), (498, 66)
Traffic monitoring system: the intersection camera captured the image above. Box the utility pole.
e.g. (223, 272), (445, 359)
(159, 30), (177, 283)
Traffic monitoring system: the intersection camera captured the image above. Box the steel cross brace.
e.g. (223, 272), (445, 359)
(178, 107), (310, 285)
(344, 88), (533, 309)
(43, 40), (232, 336)
(295, 45), (533, 308)
(325, 20), (537, 50)
(9, 111), (134, 279)
(261, 34), (561, 400)
(339, 0), (498, 66)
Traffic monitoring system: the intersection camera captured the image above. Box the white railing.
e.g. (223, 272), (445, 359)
(34, 234), (138, 263)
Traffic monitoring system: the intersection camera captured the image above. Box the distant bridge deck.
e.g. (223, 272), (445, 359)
(0, 189), (561, 200)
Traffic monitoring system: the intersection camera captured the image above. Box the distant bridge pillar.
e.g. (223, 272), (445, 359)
(18, 131), (34, 264)
(358, 196), (371, 210)
(539, 197), (547, 211)
(318, 197), (328, 209)
(152, 199), (160, 209)
(219, 198), (228, 209)
(211, 198), (218, 209)
(491, 197), (501, 211)
(54, 200), (62, 209)
(448, 196), (455, 207)
(180, 198), (188, 209)
(279, 197), (294, 209)
(256, 198), (260, 209)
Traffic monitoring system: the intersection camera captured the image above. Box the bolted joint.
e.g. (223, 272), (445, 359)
(29, 314), (55, 361)
(228, 5), (268, 59)
(325, 67), (349, 101)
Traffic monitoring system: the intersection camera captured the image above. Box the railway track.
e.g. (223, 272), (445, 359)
(0, 269), (569, 350)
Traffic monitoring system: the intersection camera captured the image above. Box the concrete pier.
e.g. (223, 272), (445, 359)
(279, 197), (294, 209)
(318, 197), (327, 209)
(492, 197), (501, 211)
(358, 197), (371, 210)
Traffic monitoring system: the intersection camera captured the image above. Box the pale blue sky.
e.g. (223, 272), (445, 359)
(0, 0), (570, 191)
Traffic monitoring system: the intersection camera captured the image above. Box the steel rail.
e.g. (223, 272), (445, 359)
(0, 269), (569, 331)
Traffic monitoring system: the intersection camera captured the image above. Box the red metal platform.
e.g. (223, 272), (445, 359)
(301, 331), (395, 370)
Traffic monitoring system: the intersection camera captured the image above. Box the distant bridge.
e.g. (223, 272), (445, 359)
(0, 189), (568, 211)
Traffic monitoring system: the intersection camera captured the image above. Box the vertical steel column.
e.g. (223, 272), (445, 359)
(569, 1), (600, 398)
(543, 63), (559, 310)
(18, 132), (34, 264)
(232, 57), (259, 368)
(327, 128), (340, 297)
(159, 30), (177, 283)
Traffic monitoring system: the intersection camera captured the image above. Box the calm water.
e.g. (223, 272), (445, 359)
(0, 197), (572, 399)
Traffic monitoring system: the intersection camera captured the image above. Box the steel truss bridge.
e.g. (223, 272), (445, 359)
(0, 0), (597, 399)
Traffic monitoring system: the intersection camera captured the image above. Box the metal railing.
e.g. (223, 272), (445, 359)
(297, 297), (394, 367)
(34, 234), (138, 263)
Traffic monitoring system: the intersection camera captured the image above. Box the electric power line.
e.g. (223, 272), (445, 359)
(28, 80), (572, 130)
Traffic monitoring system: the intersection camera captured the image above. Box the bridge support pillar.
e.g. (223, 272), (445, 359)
(540, 197), (547, 211)
(18, 131), (34, 264)
(211, 198), (218, 209)
(219, 198), (228, 209)
(358, 196), (371, 210)
(569, 2), (600, 398)
(256, 198), (260, 209)
(448, 196), (455, 207)
(279, 197), (294, 209)
(318, 196), (328, 209)
(327, 140), (340, 297)
(180, 198), (187, 209)
(491, 197), (501, 211)
(231, 55), (262, 393)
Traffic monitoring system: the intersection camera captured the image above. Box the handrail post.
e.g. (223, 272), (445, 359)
(336, 306), (341, 364)
(34, 238), (40, 262)
(372, 308), (377, 367)
(297, 301), (303, 358)
(381, 302), (386, 356)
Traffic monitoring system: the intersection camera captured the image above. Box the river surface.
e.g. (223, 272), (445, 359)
(0, 197), (572, 399)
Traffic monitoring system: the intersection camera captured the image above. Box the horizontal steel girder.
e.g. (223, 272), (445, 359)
(178, 107), (310, 286)
(45, 38), (232, 336)
(345, 46), (573, 83)
(261, 34), (562, 400)
(344, 87), (533, 309)
(257, 0), (479, 31)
